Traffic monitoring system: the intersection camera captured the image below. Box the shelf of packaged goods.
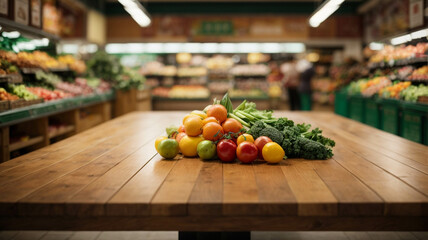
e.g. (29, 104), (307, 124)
(0, 90), (114, 127)
(9, 136), (44, 152)
(48, 125), (75, 139)
(0, 18), (60, 41)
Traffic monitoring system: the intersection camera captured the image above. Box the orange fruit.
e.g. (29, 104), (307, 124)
(176, 132), (187, 143)
(202, 122), (224, 141)
(183, 114), (201, 125)
(206, 104), (227, 123)
(222, 118), (243, 134)
(202, 116), (219, 126)
(178, 125), (185, 133)
(237, 133), (254, 145)
(184, 116), (203, 137)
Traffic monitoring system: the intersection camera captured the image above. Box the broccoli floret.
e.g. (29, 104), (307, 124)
(302, 128), (336, 147)
(248, 120), (268, 139)
(259, 127), (284, 144)
(296, 137), (333, 160)
(282, 126), (301, 140)
(296, 123), (311, 133)
(274, 117), (295, 131)
(281, 138), (298, 157)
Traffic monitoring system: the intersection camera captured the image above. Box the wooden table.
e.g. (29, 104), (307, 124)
(0, 112), (427, 235)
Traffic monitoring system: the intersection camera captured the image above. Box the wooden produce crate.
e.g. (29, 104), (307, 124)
(9, 99), (26, 109)
(24, 98), (44, 107)
(0, 100), (9, 112)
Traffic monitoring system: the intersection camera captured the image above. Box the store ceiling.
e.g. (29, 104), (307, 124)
(102, 0), (365, 16)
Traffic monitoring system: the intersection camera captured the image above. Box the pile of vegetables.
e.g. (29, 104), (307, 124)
(400, 84), (428, 102)
(223, 94), (335, 160)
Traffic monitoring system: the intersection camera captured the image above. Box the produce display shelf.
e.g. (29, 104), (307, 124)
(0, 73), (23, 83)
(48, 125), (75, 139)
(152, 96), (211, 101)
(0, 90), (114, 127)
(368, 56), (428, 69)
(9, 136), (43, 152)
(230, 96), (269, 100)
(0, 18), (60, 41)
(400, 101), (428, 144)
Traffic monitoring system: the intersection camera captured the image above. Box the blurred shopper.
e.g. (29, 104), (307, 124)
(297, 59), (314, 111)
(281, 60), (300, 110)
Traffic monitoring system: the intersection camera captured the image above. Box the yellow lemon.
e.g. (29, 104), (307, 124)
(262, 142), (285, 164)
(182, 114), (201, 125)
(155, 136), (168, 152)
(179, 135), (204, 157)
(184, 116), (203, 137)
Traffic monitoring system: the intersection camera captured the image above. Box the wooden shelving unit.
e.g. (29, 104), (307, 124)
(9, 136), (44, 152)
(0, 92), (114, 162)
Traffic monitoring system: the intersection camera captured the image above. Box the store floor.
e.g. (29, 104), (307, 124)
(1, 231), (427, 240)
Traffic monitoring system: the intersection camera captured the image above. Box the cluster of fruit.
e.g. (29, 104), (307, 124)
(0, 88), (19, 101)
(379, 81), (411, 99)
(361, 76), (391, 97)
(0, 59), (18, 75)
(57, 55), (87, 74)
(26, 87), (69, 101)
(9, 85), (39, 100)
(407, 66), (428, 81)
(369, 43), (428, 63)
(155, 104), (285, 164)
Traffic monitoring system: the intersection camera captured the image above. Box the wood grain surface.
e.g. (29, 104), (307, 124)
(0, 111), (427, 231)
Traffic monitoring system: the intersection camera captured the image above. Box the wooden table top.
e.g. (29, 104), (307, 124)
(0, 111), (427, 231)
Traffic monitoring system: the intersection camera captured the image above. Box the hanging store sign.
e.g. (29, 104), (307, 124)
(409, 0), (424, 28)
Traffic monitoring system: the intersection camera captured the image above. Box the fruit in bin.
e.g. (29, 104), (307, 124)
(236, 142), (258, 163)
(202, 122), (224, 141)
(197, 140), (217, 160)
(217, 139), (237, 162)
(262, 142), (285, 164)
(237, 134), (255, 145)
(157, 139), (179, 159)
(254, 136), (272, 160)
(179, 135), (204, 157)
(155, 136), (168, 152)
(222, 118), (243, 134)
(184, 117), (203, 137)
(207, 104), (227, 123)
(202, 116), (219, 126)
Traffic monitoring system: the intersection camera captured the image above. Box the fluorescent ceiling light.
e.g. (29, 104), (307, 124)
(104, 42), (306, 54)
(184, 43), (202, 53)
(282, 43), (306, 53)
(219, 43), (237, 53)
(202, 43), (218, 53)
(410, 28), (428, 39)
(118, 0), (151, 27)
(369, 42), (384, 51)
(390, 34), (412, 45)
(261, 43), (281, 53)
(238, 43), (260, 53)
(164, 43), (183, 53)
(309, 0), (345, 28)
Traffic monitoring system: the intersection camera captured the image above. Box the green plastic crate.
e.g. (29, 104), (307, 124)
(365, 97), (380, 128)
(400, 101), (428, 145)
(334, 88), (348, 117)
(380, 98), (401, 135)
(348, 95), (365, 123)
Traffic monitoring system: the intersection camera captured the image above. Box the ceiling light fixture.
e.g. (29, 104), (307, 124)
(309, 0), (345, 28)
(118, 0), (151, 27)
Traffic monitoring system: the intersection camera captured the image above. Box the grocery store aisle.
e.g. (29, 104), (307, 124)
(1, 231), (427, 240)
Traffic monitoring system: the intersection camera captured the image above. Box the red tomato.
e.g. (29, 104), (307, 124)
(236, 142), (258, 163)
(216, 139), (237, 162)
(254, 136), (272, 160)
